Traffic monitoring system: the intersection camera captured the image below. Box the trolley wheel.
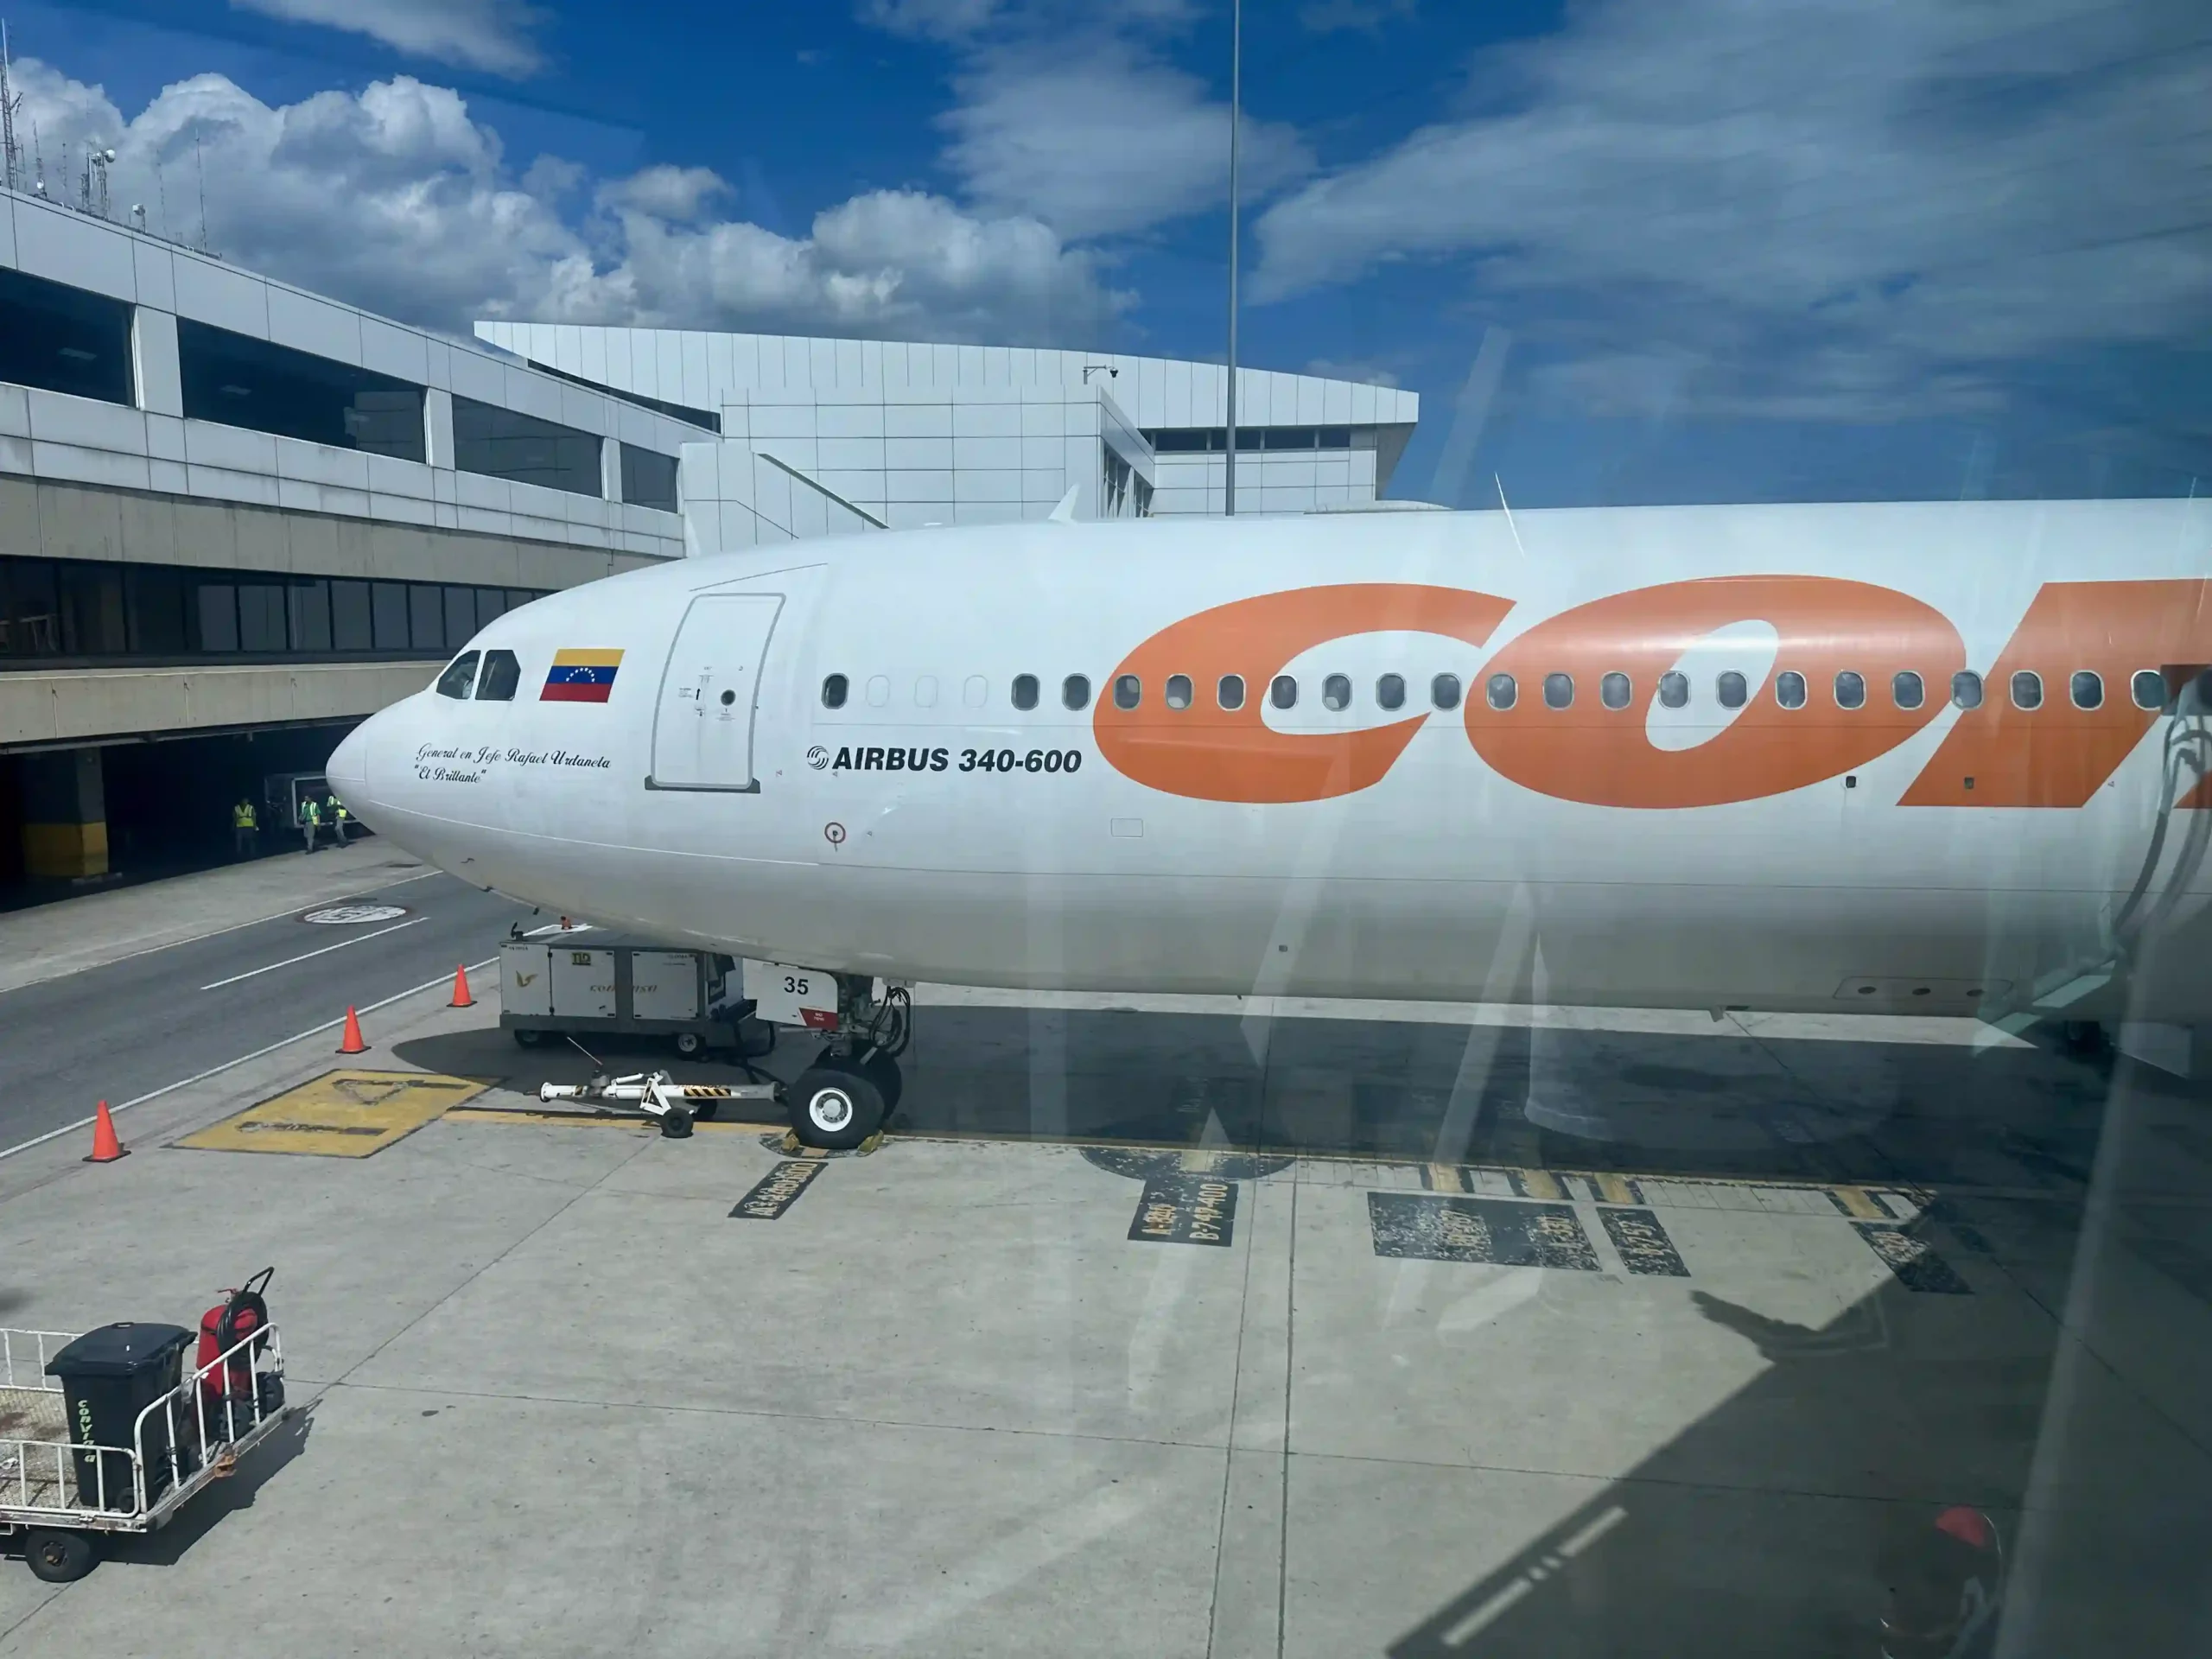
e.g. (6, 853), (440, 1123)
(690, 1097), (719, 1122)
(673, 1030), (706, 1059)
(512, 1027), (543, 1049)
(25, 1528), (97, 1583)
(790, 1065), (886, 1151)
(657, 1106), (695, 1140)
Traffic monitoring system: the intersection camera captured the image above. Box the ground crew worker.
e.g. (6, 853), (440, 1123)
(301, 794), (321, 855)
(329, 795), (351, 847)
(232, 798), (257, 859)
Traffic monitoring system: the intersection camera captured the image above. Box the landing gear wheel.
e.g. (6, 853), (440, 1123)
(673, 1030), (706, 1059)
(790, 1065), (886, 1151)
(512, 1027), (543, 1049)
(858, 1051), (903, 1113)
(25, 1529), (96, 1583)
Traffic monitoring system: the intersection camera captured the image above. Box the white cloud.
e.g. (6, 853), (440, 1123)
(942, 46), (1311, 239)
(1252, 0), (2212, 419)
(10, 59), (1128, 346)
(1304, 358), (1400, 389)
(231, 0), (548, 79)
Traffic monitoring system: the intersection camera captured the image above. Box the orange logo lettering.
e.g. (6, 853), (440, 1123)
(1463, 577), (1962, 808)
(1094, 584), (1513, 803)
(1902, 581), (2212, 807)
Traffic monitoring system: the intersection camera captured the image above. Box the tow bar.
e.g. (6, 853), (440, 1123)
(536, 1071), (779, 1137)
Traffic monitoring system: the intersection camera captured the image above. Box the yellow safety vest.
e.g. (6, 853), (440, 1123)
(303, 800), (320, 823)
(234, 803), (256, 829)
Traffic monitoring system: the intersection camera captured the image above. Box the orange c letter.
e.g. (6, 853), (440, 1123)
(1095, 584), (1514, 803)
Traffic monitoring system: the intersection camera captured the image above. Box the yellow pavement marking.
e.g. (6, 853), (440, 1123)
(1827, 1185), (1895, 1219)
(1425, 1163), (1467, 1192)
(1592, 1173), (1641, 1205)
(1510, 1167), (1566, 1201)
(177, 1069), (486, 1157)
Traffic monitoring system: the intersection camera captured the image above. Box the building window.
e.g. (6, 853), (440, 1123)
(620, 443), (679, 512)
(1376, 672), (1405, 711)
(1011, 673), (1039, 710)
(443, 587), (476, 650)
(408, 585), (444, 654)
(1218, 674), (1246, 711)
(333, 581), (372, 652)
(0, 265), (134, 405)
(371, 582), (410, 651)
(477, 650), (522, 701)
(822, 673), (849, 709)
(177, 318), (425, 460)
(1063, 674), (1092, 711)
(524, 359), (720, 431)
(289, 581), (333, 652)
(452, 395), (602, 498)
(435, 652), (480, 699)
(1141, 425), (1360, 454)
(198, 584), (238, 652)
(238, 583), (288, 652)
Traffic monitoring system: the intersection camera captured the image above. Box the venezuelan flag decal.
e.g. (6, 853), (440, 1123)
(542, 647), (624, 703)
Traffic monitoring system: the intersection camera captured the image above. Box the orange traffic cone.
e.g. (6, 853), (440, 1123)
(450, 963), (474, 1008)
(85, 1101), (128, 1163)
(338, 1006), (366, 1054)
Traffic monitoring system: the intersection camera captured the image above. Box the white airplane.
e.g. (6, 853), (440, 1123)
(329, 497), (2212, 1147)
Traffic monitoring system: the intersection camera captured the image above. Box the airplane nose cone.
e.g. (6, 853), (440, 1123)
(327, 719), (370, 788)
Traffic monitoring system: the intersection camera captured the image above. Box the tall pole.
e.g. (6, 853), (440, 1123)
(1224, 0), (1241, 518)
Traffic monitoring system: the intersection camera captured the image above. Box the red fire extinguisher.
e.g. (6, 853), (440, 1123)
(196, 1267), (275, 1436)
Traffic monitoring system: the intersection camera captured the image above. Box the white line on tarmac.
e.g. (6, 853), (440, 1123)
(0, 957), (499, 1164)
(198, 916), (428, 989)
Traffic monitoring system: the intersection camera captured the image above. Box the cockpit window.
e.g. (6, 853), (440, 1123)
(475, 649), (522, 702)
(435, 651), (480, 699)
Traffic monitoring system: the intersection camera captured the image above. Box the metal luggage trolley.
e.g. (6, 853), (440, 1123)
(0, 1317), (289, 1582)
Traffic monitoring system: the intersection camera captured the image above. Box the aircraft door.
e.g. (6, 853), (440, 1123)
(649, 593), (785, 791)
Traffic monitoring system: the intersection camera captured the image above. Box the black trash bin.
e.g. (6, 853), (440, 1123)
(45, 1322), (193, 1512)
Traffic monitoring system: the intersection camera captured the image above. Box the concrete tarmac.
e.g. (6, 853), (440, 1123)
(0, 859), (2205, 1656)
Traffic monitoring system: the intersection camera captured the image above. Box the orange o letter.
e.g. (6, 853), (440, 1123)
(1464, 576), (1963, 808)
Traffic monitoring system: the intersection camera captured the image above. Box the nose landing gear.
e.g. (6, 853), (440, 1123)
(786, 976), (909, 1150)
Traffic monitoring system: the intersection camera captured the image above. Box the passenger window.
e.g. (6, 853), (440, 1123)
(1270, 675), (1298, 710)
(1217, 674), (1246, 711)
(475, 649), (521, 702)
(1658, 671), (1688, 709)
(1486, 673), (1516, 711)
(1432, 673), (1462, 711)
(963, 675), (987, 709)
(1599, 671), (1630, 710)
(1166, 673), (1193, 709)
(2012, 671), (2043, 710)
(915, 675), (938, 709)
(1834, 671), (1866, 709)
(1775, 670), (1806, 709)
(435, 650), (480, 699)
(1952, 670), (1983, 709)
(1543, 671), (1573, 709)
(1322, 674), (1351, 712)
(1063, 674), (1091, 711)
(1376, 673), (1405, 711)
(1114, 673), (1141, 710)
(1893, 671), (1923, 710)
(2070, 670), (2102, 710)
(2132, 669), (2166, 711)
(866, 675), (890, 709)
(1011, 673), (1039, 711)
(821, 673), (849, 709)
(1717, 671), (1747, 709)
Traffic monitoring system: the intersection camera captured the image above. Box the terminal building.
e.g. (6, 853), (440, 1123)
(0, 182), (1415, 903)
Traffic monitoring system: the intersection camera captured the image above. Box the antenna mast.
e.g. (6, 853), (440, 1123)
(1, 22), (22, 194)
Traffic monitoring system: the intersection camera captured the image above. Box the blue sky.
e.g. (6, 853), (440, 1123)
(10, 0), (2209, 506)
